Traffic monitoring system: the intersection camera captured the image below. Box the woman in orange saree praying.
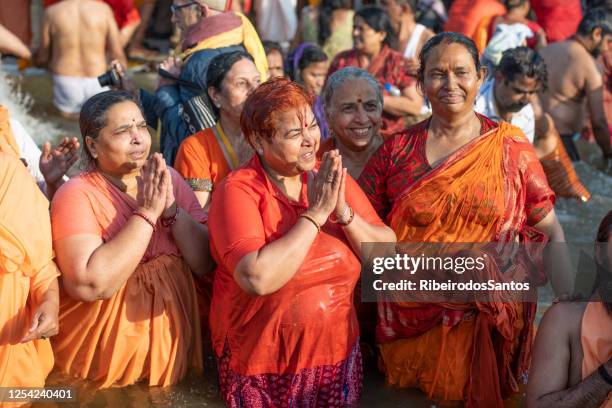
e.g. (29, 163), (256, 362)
(50, 91), (210, 388)
(208, 78), (396, 407)
(0, 153), (60, 396)
(359, 32), (566, 407)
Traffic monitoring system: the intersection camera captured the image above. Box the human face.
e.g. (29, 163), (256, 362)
(258, 106), (320, 177)
(86, 101), (151, 177)
(421, 42), (484, 116)
(494, 74), (541, 114)
(209, 58), (261, 124)
(171, 0), (201, 33)
(592, 33), (612, 58)
(266, 49), (285, 78)
(301, 60), (328, 96)
(353, 16), (386, 55)
(326, 78), (382, 151)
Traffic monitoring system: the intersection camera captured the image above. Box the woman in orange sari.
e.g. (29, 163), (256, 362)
(327, 6), (423, 139)
(174, 50), (260, 210)
(208, 77), (396, 407)
(0, 153), (59, 396)
(50, 90), (210, 388)
(359, 32), (566, 407)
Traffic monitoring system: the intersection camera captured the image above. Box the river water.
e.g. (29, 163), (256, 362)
(2, 64), (610, 407)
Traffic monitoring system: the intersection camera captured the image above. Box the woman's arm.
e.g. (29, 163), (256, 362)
(335, 169), (396, 258)
(383, 85), (424, 117)
(54, 156), (169, 301)
(225, 152), (342, 296)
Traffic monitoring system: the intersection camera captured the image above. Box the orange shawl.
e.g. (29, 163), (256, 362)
(50, 169), (204, 388)
(581, 302), (612, 408)
(0, 153), (58, 390)
(382, 122), (549, 407)
(0, 106), (20, 158)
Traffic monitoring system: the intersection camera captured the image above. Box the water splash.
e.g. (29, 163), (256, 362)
(0, 64), (62, 145)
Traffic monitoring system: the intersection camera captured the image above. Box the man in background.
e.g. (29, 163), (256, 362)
(539, 8), (612, 162)
(35, 0), (127, 119)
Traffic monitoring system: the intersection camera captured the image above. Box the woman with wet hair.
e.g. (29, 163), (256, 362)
(359, 32), (565, 406)
(208, 77), (395, 407)
(328, 6), (424, 139)
(174, 50), (261, 209)
(288, 43), (330, 140)
(319, 67), (384, 179)
(50, 90), (210, 388)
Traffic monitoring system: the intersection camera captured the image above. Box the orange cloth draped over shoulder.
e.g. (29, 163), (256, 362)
(581, 302), (612, 408)
(0, 153), (58, 392)
(174, 126), (234, 194)
(376, 122), (553, 407)
(50, 168), (204, 388)
(0, 106), (20, 158)
(208, 155), (385, 375)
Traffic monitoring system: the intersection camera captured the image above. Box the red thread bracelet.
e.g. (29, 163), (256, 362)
(133, 210), (157, 231)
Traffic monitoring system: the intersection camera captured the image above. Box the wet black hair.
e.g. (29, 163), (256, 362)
(206, 50), (256, 115)
(503, 0), (528, 9)
(297, 45), (328, 80)
(497, 46), (548, 91)
(355, 6), (399, 50)
(79, 90), (142, 165)
(262, 40), (283, 57)
(206, 50), (255, 91)
(417, 32), (481, 84)
(318, 0), (353, 45)
(577, 8), (612, 36)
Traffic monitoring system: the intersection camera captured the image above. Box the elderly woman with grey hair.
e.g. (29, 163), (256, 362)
(318, 67), (384, 178)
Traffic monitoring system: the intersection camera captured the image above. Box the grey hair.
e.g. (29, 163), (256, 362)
(322, 67), (383, 114)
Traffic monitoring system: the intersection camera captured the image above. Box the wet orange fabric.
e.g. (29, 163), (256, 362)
(444, 0), (506, 39)
(376, 122), (553, 407)
(540, 132), (590, 202)
(0, 106), (20, 158)
(208, 155), (385, 375)
(581, 302), (612, 408)
(50, 168), (204, 388)
(174, 126), (232, 193)
(0, 153), (58, 391)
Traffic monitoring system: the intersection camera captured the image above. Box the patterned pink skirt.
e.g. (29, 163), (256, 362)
(217, 341), (362, 407)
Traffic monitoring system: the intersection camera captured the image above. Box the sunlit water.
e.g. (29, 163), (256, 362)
(2, 65), (609, 407)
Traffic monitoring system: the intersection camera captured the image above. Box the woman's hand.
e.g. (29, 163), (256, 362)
(153, 155), (177, 219)
(136, 153), (168, 221)
(20, 299), (59, 343)
(333, 167), (350, 223)
(307, 150), (343, 225)
(39, 136), (80, 186)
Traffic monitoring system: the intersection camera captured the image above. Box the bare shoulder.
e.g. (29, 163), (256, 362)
(540, 302), (586, 340)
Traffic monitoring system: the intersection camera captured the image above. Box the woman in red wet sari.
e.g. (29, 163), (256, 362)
(327, 6), (423, 139)
(359, 33), (567, 407)
(207, 77), (396, 407)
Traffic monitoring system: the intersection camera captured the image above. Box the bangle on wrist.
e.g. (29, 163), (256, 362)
(299, 213), (321, 233)
(161, 205), (179, 227)
(338, 206), (354, 227)
(329, 205), (350, 224)
(133, 210), (157, 231)
(599, 364), (612, 385)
